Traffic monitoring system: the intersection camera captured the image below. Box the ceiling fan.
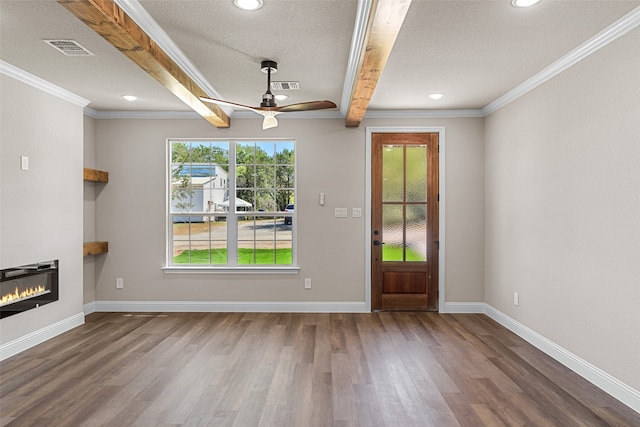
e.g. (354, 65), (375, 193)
(200, 60), (336, 130)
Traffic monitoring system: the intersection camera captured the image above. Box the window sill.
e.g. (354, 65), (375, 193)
(162, 266), (300, 275)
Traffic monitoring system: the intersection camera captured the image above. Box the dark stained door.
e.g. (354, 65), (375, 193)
(371, 133), (439, 311)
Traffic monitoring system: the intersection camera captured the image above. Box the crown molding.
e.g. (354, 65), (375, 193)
(483, 5), (640, 116)
(84, 108), (483, 120)
(85, 108), (200, 119)
(364, 109), (484, 119)
(0, 60), (90, 107)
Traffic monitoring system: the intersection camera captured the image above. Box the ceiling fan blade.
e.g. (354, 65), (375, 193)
(275, 100), (337, 113)
(199, 96), (258, 112)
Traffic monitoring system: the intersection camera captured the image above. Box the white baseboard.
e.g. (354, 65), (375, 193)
(93, 300), (370, 313)
(0, 312), (85, 361)
(442, 301), (486, 313)
(483, 304), (640, 414)
(83, 301), (96, 315)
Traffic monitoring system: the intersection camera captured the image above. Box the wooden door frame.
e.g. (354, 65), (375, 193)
(365, 126), (445, 312)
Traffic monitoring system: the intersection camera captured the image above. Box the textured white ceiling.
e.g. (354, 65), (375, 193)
(1, 0), (639, 117)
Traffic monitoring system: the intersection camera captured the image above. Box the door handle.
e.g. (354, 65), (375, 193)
(373, 240), (384, 246)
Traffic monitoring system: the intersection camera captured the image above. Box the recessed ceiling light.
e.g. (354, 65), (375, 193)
(429, 93), (444, 100)
(122, 95), (137, 101)
(275, 94), (288, 101)
(233, 0), (263, 11)
(511, 0), (541, 7)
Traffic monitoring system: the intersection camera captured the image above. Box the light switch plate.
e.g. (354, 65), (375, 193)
(334, 208), (348, 218)
(20, 156), (29, 171)
(352, 208), (362, 218)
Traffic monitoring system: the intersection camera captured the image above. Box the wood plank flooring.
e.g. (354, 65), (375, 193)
(1, 312), (638, 426)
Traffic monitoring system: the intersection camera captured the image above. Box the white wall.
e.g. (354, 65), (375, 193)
(83, 115), (98, 305)
(484, 27), (640, 391)
(92, 116), (485, 306)
(0, 75), (84, 345)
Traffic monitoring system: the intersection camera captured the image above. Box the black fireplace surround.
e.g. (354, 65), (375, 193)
(0, 260), (59, 319)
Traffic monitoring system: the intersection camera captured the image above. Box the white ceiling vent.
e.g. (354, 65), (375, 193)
(271, 81), (300, 90)
(44, 40), (95, 56)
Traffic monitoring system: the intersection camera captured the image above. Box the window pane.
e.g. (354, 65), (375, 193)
(276, 142), (295, 164)
(236, 164), (254, 188)
(238, 216), (292, 265)
(172, 215), (227, 265)
(406, 205), (427, 261)
(172, 218), (191, 241)
(238, 241), (257, 265)
(236, 142), (255, 164)
(276, 190), (294, 212)
(210, 141), (229, 165)
(256, 190), (276, 211)
(256, 142), (275, 162)
(383, 145), (403, 202)
(276, 165), (294, 189)
(235, 190), (255, 211)
(170, 173), (195, 213)
(171, 141), (193, 163)
(382, 204), (403, 261)
(237, 216), (256, 241)
(275, 242), (293, 264)
(406, 145), (427, 203)
(255, 165), (275, 189)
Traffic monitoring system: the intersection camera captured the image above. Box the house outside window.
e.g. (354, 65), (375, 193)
(167, 139), (296, 270)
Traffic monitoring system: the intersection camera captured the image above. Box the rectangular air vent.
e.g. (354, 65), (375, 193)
(271, 81), (300, 91)
(44, 40), (94, 56)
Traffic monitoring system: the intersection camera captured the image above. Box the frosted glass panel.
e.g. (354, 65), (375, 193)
(383, 145), (403, 202)
(382, 204), (403, 261)
(406, 145), (427, 202)
(406, 205), (427, 261)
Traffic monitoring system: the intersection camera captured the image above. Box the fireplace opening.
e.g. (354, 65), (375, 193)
(1, 260), (59, 319)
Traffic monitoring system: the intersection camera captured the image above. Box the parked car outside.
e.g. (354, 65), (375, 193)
(284, 204), (294, 225)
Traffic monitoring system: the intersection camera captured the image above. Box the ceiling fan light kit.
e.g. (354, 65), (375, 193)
(199, 60), (336, 130)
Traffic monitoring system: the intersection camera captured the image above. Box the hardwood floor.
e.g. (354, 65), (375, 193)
(1, 312), (638, 426)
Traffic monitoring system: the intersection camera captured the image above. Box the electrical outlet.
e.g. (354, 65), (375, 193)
(304, 278), (312, 289)
(513, 292), (519, 306)
(116, 278), (124, 289)
(334, 208), (348, 218)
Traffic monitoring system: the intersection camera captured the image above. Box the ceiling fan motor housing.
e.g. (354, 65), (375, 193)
(261, 92), (277, 108)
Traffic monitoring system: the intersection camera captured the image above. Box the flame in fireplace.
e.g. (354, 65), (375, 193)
(1, 285), (49, 306)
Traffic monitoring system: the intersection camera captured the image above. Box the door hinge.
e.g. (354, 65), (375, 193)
(435, 241), (440, 250)
(437, 193), (440, 202)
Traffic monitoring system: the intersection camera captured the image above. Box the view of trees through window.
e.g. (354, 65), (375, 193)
(169, 139), (295, 267)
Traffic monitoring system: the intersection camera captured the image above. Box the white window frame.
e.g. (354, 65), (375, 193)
(163, 138), (299, 274)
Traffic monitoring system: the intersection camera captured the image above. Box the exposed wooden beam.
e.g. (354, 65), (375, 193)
(345, 0), (412, 127)
(58, 0), (230, 128)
